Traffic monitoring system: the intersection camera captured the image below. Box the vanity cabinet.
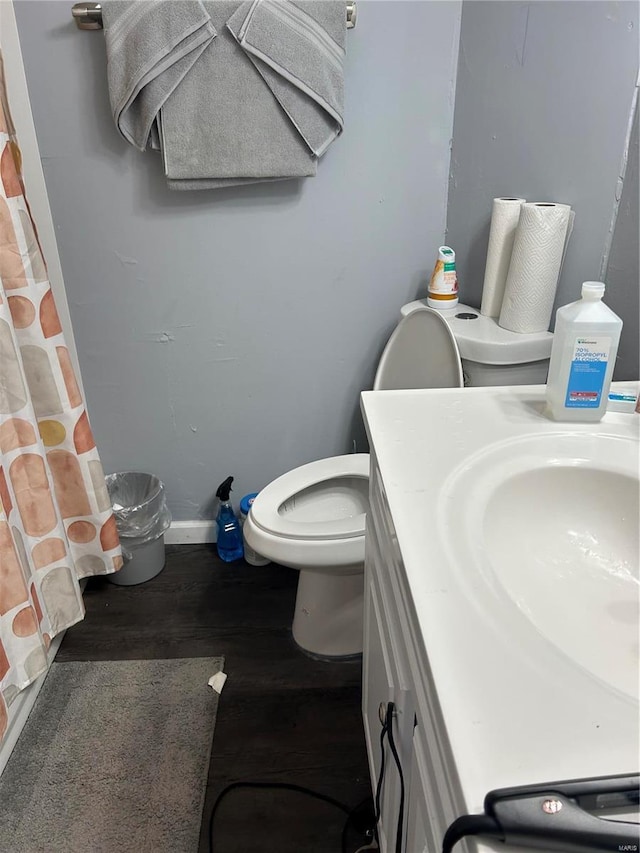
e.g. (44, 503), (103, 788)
(361, 385), (639, 853)
(363, 455), (458, 853)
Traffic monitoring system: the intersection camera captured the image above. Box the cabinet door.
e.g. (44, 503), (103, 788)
(405, 727), (438, 853)
(363, 576), (394, 853)
(363, 570), (414, 853)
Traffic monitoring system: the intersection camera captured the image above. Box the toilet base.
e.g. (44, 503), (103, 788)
(292, 569), (364, 658)
(292, 641), (362, 663)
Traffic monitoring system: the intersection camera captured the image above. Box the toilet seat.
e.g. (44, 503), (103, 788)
(249, 454), (369, 542)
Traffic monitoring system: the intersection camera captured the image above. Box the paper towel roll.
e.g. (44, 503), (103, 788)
(480, 197), (526, 317)
(499, 202), (573, 334)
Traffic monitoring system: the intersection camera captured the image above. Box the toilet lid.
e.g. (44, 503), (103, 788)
(249, 455), (369, 541)
(373, 306), (463, 390)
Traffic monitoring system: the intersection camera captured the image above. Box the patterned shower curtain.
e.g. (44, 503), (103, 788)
(0, 58), (122, 744)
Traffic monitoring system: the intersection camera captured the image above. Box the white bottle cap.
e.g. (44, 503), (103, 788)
(582, 281), (605, 298)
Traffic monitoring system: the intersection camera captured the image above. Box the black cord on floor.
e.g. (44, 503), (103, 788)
(207, 706), (403, 853)
(217, 718), (640, 853)
(341, 797), (379, 853)
(208, 780), (374, 853)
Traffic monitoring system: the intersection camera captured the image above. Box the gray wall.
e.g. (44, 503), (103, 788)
(15, 1), (462, 521)
(446, 0), (639, 369)
(606, 102), (639, 379)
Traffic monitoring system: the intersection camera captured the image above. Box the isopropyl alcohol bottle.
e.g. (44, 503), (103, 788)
(545, 282), (622, 422)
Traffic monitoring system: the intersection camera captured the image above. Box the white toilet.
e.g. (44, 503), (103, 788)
(244, 303), (553, 659)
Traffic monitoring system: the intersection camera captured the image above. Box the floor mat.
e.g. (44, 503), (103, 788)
(0, 657), (224, 853)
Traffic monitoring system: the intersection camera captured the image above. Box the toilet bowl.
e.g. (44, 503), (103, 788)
(244, 306), (463, 658)
(245, 454), (369, 658)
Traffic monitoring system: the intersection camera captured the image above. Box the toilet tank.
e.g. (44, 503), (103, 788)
(400, 301), (553, 387)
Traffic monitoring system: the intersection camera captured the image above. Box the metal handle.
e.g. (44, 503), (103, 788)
(71, 2), (102, 30)
(72, 1), (357, 30)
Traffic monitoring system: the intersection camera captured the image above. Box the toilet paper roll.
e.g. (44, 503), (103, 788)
(499, 202), (573, 334)
(480, 197), (526, 317)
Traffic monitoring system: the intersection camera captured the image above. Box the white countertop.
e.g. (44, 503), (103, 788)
(361, 384), (639, 843)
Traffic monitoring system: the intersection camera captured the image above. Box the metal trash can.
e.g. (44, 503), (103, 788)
(106, 472), (172, 586)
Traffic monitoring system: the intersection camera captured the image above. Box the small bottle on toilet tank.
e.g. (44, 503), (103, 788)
(545, 282), (622, 422)
(427, 246), (459, 311)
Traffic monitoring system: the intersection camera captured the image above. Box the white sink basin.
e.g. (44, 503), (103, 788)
(442, 432), (640, 700)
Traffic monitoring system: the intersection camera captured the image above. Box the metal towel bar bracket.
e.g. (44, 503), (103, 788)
(71, 2), (357, 30)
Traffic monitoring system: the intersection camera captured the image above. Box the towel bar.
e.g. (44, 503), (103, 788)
(71, 2), (357, 30)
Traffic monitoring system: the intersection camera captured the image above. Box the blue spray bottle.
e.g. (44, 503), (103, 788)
(215, 476), (244, 562)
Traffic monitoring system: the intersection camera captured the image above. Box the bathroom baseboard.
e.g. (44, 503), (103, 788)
(165, 520), (217, 545)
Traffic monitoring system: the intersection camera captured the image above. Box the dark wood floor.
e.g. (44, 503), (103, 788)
(58, 545), (373, 853)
